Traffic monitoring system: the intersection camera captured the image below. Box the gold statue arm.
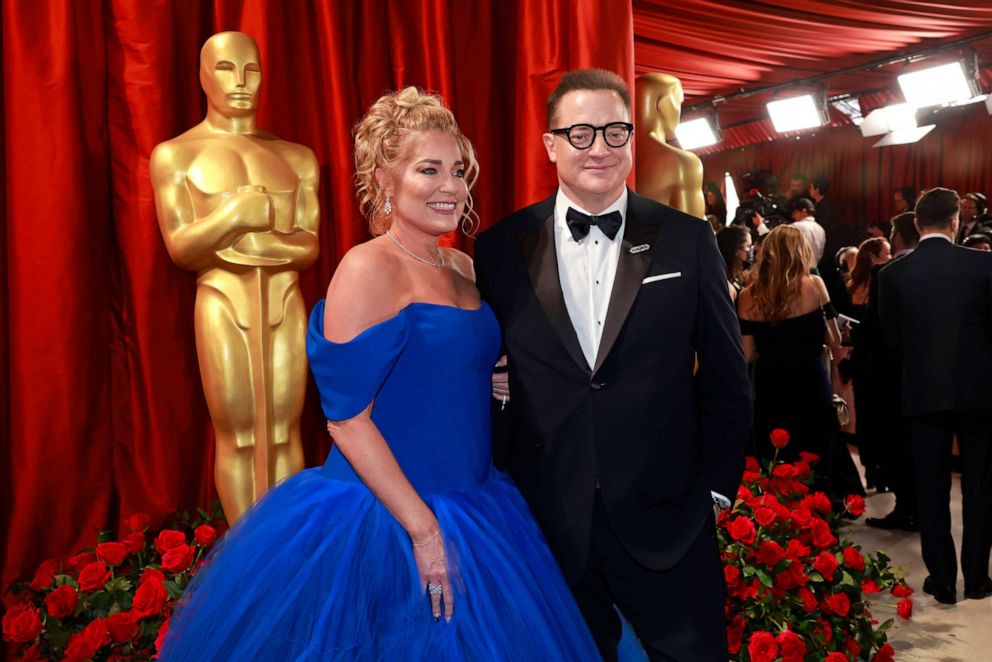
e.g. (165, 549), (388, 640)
(150, 144), (274, 272)
(228, 150), (320, 269)
(679, 157), (706, 218)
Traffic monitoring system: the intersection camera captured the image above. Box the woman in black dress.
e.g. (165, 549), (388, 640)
(737, 225), (864, 500)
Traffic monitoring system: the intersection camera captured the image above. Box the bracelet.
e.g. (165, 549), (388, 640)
(411, 528), (440, 548)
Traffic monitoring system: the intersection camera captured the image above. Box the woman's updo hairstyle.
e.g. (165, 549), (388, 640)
(353, 86), (480, 236)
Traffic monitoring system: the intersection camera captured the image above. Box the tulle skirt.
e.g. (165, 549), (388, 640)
(159, 468), (600, 661)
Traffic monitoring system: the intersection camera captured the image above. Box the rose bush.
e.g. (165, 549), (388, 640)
(721, 429), (913, 661)
(2, 505), (223, 660)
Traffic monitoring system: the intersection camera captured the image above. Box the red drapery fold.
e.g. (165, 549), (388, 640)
(1, 0), (634, 590)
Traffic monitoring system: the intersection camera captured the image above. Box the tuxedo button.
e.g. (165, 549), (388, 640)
(590, 381), (605, 390)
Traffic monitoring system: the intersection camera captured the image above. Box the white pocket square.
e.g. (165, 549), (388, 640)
(642, 272), (682, 284)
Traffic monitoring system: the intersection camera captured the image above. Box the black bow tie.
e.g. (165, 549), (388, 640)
(565, 208), (622, 242)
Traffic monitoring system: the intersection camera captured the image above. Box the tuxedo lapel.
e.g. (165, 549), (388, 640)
(593, 193), (661, 374)
(516, 199), (591, 374)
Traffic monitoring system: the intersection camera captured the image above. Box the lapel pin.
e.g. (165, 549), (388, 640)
(629, 244), (650, 254)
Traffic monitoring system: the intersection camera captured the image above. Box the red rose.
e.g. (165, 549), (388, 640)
(96, 541), (130, 567)
(723, 565), (740, 587)
(769, 428), (790, 448)
(140, 567), (166, 586)
(775, 562), (808, 591)
(814, 551), (840, 581)
(825, 653), (848, 662)
(1, 603), (43, 643)
(44, 585), (78, 618)
(740, 578), (760, 600)
(77, 561), (111, 592)
(842, 546), (865, 572)
(737, 484), (754, 503)
(28, 559), (58, 591)
(746, 456), (760, 471)
(845, 494), (866, 517)
(123, 513), (150, 532)
(756, 540), (786, 567)
(777, 629), (807, 659)
(772, 463), (798, 479)
(753, 506), (776, 527)
(897, 597), (913, 620)
(798, 450), (820, 464)
(82, 618), (111, 651)
(793, 461), (812, 481)
(747, 631), (779, 662)
(799, 589), (818, 613)
(104, 611), (138, 642)
(66, 551), (96, 574)
(804, 492), (833, 516)
(155, 619), (170, 654)
(19, 643), (41, 662)
(726, 625), (742, 654)
(742, 470), (761, 484)
(161, 543), (195, 573)
(810, 518), (837, 548)
(846, 636), (862, 658)
(63, 633), (98, 662)
(785, 539), (810, 561)
(861, 578), (881, 593)
(124, 531), (145, 554)
(815, 617), (833, 643)
(827, 592), (851, 617)
(873, 642), (896, 662)
(154, 529), (186, 555)
(194, 525), (217, 547)
(132, 579), (168, 618)
(789, 507), (813, 529)
(891, 583), (913, 598)
(727, 516), (756, 544)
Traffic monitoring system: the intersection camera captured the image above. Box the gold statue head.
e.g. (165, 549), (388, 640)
(200, 32), (261, 117)
(353, 87), (479, 236)
(635, 73), (684, 140)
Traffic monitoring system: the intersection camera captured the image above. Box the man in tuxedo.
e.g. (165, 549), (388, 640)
(879, 188), (992, 604)
(474, 69), (752, 661)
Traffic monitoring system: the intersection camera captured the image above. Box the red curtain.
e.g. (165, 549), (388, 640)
(701, 105), (992, 238)
(1, 0), (634, 590)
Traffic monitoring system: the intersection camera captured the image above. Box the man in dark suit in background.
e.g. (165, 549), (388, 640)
(863, 212), (919, 531)
(879, 188), (992, 604)
(474, 69), (752, 660)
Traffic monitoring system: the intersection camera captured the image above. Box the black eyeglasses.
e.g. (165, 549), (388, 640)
(549, 122), (634, 149)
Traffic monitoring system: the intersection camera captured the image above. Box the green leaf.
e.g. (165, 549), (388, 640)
(742, 565), (756, 577)
(163, 580), (184, 600)
(756, 569), (774, 588)
(808, 571), (825, 583)
(839, 571), (857, 589)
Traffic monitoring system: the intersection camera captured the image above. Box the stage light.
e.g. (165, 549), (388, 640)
(766, 94), (827, 133)
(860, 103), (919, 137)
(675, 116), (721, 150)
(872, 125), (936, 147)
(898, 61), (977, 108)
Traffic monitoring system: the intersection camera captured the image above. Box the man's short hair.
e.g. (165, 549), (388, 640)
(791, 172), (807, 183)
(964, 192), (987, 216)
(890, 212), (920, 247)
(915, 188), (960, 229)
(547, 68), (631, 129)
(791, 198), (815, 214)
(811, 175), (831, 196)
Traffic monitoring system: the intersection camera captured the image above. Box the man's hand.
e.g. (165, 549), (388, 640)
(492, 354), (509, 409)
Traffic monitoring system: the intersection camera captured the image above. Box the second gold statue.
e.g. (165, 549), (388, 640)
(150, 32), (319, 522)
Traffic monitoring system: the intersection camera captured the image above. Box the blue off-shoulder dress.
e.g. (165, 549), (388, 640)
(159, 300), (600, 661)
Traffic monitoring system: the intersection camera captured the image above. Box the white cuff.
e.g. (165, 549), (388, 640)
(711, 491), (731, 511)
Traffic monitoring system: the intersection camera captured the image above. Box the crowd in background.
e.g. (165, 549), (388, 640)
(711, 179), (992, 602)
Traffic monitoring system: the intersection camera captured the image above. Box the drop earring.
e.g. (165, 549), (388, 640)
(384, 196), (393, 215)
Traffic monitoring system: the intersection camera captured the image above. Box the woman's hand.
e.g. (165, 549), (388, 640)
(411, 526), (454, 621)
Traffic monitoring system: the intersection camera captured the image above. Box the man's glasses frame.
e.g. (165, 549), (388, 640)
(549, 122), (634, 150)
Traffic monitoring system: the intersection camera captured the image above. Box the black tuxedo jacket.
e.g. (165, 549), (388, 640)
(474, 190), (752, 582)
(878, 238), (992, 416)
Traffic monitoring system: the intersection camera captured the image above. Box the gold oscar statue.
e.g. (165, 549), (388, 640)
(634, 73), (705, 218)
(150, 32), (319, 522)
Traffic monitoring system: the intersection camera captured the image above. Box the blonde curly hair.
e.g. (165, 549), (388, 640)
(353, 87), (479, 236)
(749, 224), (816, 324)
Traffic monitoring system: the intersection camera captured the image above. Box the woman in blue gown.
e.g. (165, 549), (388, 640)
(159, 87), (600, 661)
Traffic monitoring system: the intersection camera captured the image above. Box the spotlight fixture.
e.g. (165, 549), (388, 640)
(860, 103), (919, 137)
(675, 115), (722, 150)
(766, 93), (828, 133)
(872, 125), (936, 147)
(897, 61), (977, 108)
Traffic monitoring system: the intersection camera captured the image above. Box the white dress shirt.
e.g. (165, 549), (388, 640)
(920, 232), (952, 243)
(554, 188), (627, 369)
